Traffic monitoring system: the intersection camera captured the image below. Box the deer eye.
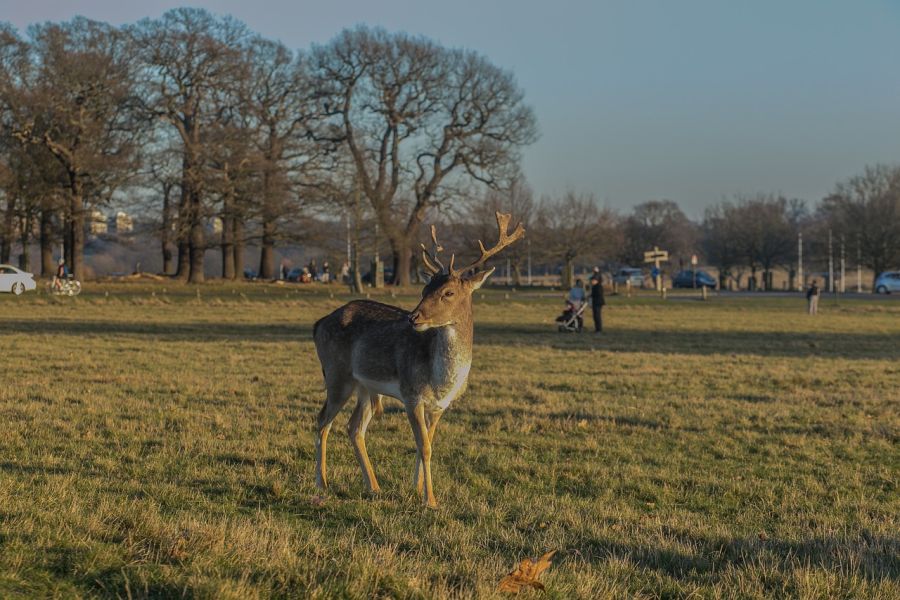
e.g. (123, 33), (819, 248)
(443, 290), (454, 299)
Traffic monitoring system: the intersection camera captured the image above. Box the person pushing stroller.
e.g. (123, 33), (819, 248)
(556, 278), (586, 332)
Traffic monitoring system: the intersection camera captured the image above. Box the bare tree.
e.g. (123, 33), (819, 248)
(534, 191), (619, 288)
(132, 8), (249, 283)
(238, 37), (328, 279)
(0, 18), (142, 278)
(727, 194), (798, 290)
(620, 200), (698, 269)
(820, 164), (900, 289)
(702, 202), (745, 289)
(312, 27), (537, 285)
(462, 178), (535, 284)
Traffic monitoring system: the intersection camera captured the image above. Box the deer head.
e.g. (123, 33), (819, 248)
(409, 212), (525, 332)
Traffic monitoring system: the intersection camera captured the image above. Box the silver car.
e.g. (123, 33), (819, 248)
(0, 264), (37, 295)
(874, 271), (900, 294)
(613, 267), (645, 288)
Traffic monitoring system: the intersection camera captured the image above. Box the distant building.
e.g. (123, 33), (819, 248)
(90, 210), (108, 235)
(108, 211), (133, 234)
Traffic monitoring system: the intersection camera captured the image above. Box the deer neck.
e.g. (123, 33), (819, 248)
(428, 310), (473, 410)
(431, 318), (472, 363)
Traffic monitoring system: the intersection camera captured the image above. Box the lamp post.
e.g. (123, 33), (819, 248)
(828, 229), (834, 293)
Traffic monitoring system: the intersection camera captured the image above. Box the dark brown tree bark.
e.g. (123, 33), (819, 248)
(258, 169), (276, 279)
(233, 216), (245, 279)
(221, 193), (235, 279)
(40, 206), (54, 277)
(176, 238), (190, 279)
(175, 158), (193, 281)
(187, 188), (205, 283)
(259, 220), (276, 279)
(160, 182), (174, 275)
(1, 194), (14, 264)
(69, 180), (85, 278)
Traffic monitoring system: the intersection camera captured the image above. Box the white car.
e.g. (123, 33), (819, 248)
(0, 264), (37, 295)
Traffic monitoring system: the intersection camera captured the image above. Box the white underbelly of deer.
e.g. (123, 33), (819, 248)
(355, 375), (402, 400)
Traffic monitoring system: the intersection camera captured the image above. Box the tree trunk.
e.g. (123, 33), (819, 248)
(350, 222), (363, 294)
(188, 187), (205, 284)
(175, 154), (193, 281)
(70, 183), (85, 279)
(64, 212), (73, 269)
(1, 194), (15, 264)
(233, 216), (245, 279)
(18, 213), (32, 272)
(395, 245), (412, 287)
(259, 219), (276, 279)
(176, 239), (190, 279)
(258, 169), (277, 280)
(221, 213), (235, 280)
(512, 261), (522, 286)
(562, 256), (574, 289)
(161, 186), (173, 275)
(40, 208), (55, 277)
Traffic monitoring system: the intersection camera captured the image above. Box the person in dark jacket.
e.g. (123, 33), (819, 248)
(590, 267), (606, 333)
(806, 279), (820, 315)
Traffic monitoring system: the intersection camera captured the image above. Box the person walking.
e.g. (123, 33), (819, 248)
(806, 279), (820, 315)
(590, 267), (605, 333)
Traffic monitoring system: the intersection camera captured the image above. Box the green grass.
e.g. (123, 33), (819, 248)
(0, 283), (897, 598)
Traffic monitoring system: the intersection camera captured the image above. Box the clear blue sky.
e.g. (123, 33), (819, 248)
(4, 0), (900, 216)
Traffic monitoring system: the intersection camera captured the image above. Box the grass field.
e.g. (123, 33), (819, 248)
(0, 283), (897, 599)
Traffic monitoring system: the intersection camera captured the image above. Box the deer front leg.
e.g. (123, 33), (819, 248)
(415, 409), (443, 496)
(406, 402), (437, 508)
(348, 391), (381, 494)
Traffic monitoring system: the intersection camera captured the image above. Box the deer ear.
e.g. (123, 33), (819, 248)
(466, 267), (495, 291)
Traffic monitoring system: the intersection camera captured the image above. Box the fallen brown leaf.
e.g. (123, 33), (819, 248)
(498, 550), (556, 593)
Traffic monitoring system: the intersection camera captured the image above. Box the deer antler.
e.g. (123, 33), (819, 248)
(451, 212), (525, 276)
(420, 225), (446, 275)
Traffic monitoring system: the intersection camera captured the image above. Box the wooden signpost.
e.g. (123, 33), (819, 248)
(643, 247), (669, 292)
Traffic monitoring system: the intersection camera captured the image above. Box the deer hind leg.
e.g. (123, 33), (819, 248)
(348, 390), (381, 494)
(415, 409), (443, 496)
(407, 402), (437, 508)
(315, 379), (355, 491)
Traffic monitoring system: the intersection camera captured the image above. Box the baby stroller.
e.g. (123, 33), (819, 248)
(556, 300), (586, 333)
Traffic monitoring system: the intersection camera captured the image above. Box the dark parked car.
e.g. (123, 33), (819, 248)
(672, 270), (716, 289)
(362, 267), (395, 285)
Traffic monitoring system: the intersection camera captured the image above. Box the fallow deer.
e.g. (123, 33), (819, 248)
(313, 212), (525, 507)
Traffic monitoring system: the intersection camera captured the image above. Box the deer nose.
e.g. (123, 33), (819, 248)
(409, 311), (421, 325)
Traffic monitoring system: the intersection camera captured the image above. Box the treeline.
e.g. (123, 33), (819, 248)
(0, 9), (536, 284)
(449, 166), (899, 290)
(1, 9), (898, 288)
